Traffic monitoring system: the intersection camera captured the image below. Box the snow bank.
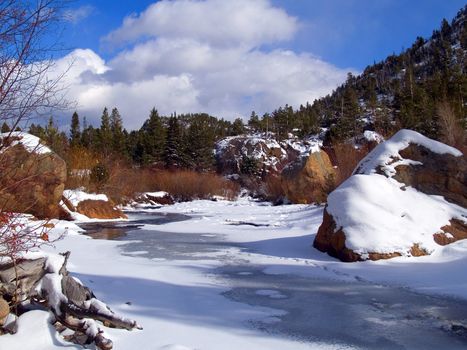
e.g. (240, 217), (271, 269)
(62, 189), (109, 207)
(0, 131), (51, 154)
(145, 191), (169, 198)
(362, 130), (384, 143)
(355, 129), (462, 176)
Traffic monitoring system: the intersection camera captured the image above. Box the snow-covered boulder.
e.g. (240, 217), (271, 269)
(0, 132), (67, 219)
(281, 150), (335, 204)
(314, 129), (467, 262)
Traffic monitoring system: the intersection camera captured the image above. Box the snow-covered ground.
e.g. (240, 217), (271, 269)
(1, 198), (467, 349)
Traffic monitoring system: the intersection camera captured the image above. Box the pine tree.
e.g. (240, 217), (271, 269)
(231, 118), (245, 135)
(98, 107), (112, 156)
(1, 122), (10, 133)
(110, 107), (126, 155)
(70, 111), (81, 147)
(43, 117), (68, 156)
(184, 114), (216, 171)
(163, 115), (184, 168)
(247, 111), (261, 132)
(140, 108), (166, 164)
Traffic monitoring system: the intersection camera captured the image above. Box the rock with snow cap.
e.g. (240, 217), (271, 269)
(0, 132), (67, 219)
(314, 129), (467, 262)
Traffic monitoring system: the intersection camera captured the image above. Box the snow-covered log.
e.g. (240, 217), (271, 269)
(0, 252), (141, 349)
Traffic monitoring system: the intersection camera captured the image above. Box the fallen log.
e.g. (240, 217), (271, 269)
(0, 251), (141, 349)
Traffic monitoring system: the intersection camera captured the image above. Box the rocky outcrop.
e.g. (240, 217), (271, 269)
(216, 134), (322, 176)
(314, 129), (467, 262)
(0, 133), (66, 219)
(281, 150), (335, 204)
(76, 200), (127, 220)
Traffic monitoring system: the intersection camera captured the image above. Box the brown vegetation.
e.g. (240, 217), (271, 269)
(66, 159), (240, 204)
(437, 100), (466, 155)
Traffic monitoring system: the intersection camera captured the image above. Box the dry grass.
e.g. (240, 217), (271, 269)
(65, 147), (101, 190)
(152, 170), (240, 202)
(68, 161), (240, 204)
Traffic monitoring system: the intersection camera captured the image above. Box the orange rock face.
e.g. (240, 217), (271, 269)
(281, 150), (335, 204)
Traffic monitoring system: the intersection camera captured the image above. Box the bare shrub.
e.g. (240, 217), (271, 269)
(152, 170), (240, 201)
(437, 100), (466, 151)
(91, 163), (240, 204)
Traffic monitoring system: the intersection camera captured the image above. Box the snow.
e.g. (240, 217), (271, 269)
(1, 197), (467, 349)
(0, 310), (72, 350)
(355, 129), (462, 176)
(362, 130), (384, 143)
(145, 191), (170, 198)
(0, 132), (51, 154)
(327, 174), (467, 255)
(62, 189), (109, 207)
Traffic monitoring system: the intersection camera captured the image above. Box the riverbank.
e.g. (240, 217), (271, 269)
(1, 198), (466, 349)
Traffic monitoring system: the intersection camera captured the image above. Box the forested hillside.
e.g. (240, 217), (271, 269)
(247, 5), (466, 146)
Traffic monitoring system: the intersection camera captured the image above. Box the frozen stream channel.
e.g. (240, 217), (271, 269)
(78, 209), (467, 350)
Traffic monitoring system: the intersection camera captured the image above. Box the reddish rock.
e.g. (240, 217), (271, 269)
(313, 209), (360, 262)
(76, 200), (127, 220)
(393, 144), (467, 207)
(433, 219), (467, 245)
(281, 150), (335, 204)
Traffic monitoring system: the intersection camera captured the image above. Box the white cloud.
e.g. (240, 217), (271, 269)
(55, 0), (352, 129)
(102, 0), (298, 50)
(63, 5), (95, 24)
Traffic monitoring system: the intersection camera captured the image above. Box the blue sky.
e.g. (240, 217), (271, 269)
(63, 0), (465, 70)
(56, 0), (466, 128)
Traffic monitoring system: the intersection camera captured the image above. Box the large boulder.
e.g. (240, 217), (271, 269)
(314, 129), (467, 262)
(281, 150), (335, 204)
(0, 132), (67, 219)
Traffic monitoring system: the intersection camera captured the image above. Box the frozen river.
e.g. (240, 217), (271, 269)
(78, 210), (467, 350)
